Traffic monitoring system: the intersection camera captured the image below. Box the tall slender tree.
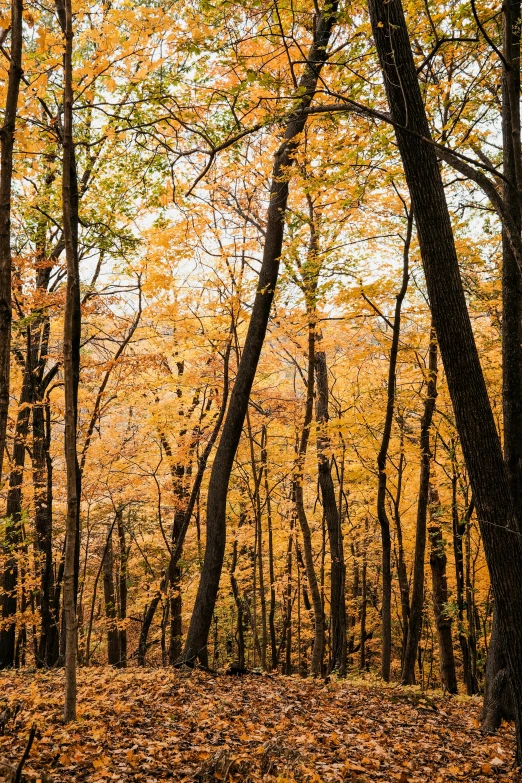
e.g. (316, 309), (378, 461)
(0, 0), (23, 485)
(374, 211), (412, 681)
(0, 0), (24, 673)
(402, 327), (437, 684)
(181, 1), (339, 665)
(55, 0), (81, 721)
(368, 0), (522, 760)
(483, 0), (521, 732)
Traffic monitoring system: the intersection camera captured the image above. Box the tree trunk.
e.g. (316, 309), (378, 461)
(392, 420), (410, 663)
(402, 328), (437, 684)
(34, 385), (56, 667)
(368, 0), (522, 760)
(451, 467), (477, 694)
(482, 0), (521, 732)
(56, 0), (81, 722)
(282, 521), (294, 675)
(230, 532), (245, 670)
(375, 210), (412, 681)
(181, 2), (338, 664)
(168, 508), (184, 665)
(293, 316), (325, 676)
(359, 544), (367, 671)
(116, 510), (127, 667)
(483, 616), (514, 731)
(0, 336), (33, 668)
(0, 0), (23, 481)
(262, 425), (278, 670)
(103, 527), (120, 666)
(428, 485), (458, 694)
(315, 344), (347, 675)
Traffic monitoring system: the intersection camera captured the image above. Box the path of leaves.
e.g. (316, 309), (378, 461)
(0, 668), (520, 782)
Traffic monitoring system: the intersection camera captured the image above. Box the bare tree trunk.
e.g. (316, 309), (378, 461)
(392, 420), (410, 663)
(359, 543), (367, 671)
(482, 0), (521, 732)
(245, 412), (268, 670)
(402, 328), (437, 684)
(428, 485), (458, 694)
(55, 0), (81, 722)
(230, 527), (245, 670)
(315, 343), (347, 675)
(282, 521), (294, 675)
(0, 0), (23, 481)
(116, 510), (127, 667)
(103, 526), (120, 666)
(181, 2), (338, 664)
(450, 463), (477, 694)
(294, 318), (324, 676)
(0, 335), (33, 667)
(262, 425), (278, 670)
(375, 210), (412, 681)
(368, 0), (522, 759)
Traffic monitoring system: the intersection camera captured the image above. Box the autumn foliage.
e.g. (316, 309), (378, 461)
(0, 0), (521, 775)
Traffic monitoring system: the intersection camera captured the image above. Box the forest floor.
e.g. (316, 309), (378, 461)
(0, 668), (520, 782)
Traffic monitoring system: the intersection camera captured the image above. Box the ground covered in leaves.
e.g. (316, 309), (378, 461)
(0, 668), (520, 782)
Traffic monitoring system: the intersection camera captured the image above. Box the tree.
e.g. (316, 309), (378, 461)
(181, 0), (339, 665)
(55, 0), (81, 721)
(368, 0), (522, 760)
(0, 0), (23, 484)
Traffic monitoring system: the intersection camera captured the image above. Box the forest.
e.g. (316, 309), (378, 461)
(0, 0), (522, 779)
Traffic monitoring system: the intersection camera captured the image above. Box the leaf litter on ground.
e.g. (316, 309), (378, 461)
(0, 668), (520, 782)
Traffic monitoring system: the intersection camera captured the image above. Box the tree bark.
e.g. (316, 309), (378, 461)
(482, 0), (521, 732)
(181, 2), (338, 664)
(368, 0), (522, 760)
(428, 484), (458, 694)
(402, 327), (437, 684)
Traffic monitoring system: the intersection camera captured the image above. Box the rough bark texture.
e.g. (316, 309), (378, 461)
(368, 0), (522, 761)
(402, 328), (437, 684)
(482, 0), (520, 732)
(428, 485), (458, 694)
(483, 617), (514, 731)
(181, 2), (338, 665)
